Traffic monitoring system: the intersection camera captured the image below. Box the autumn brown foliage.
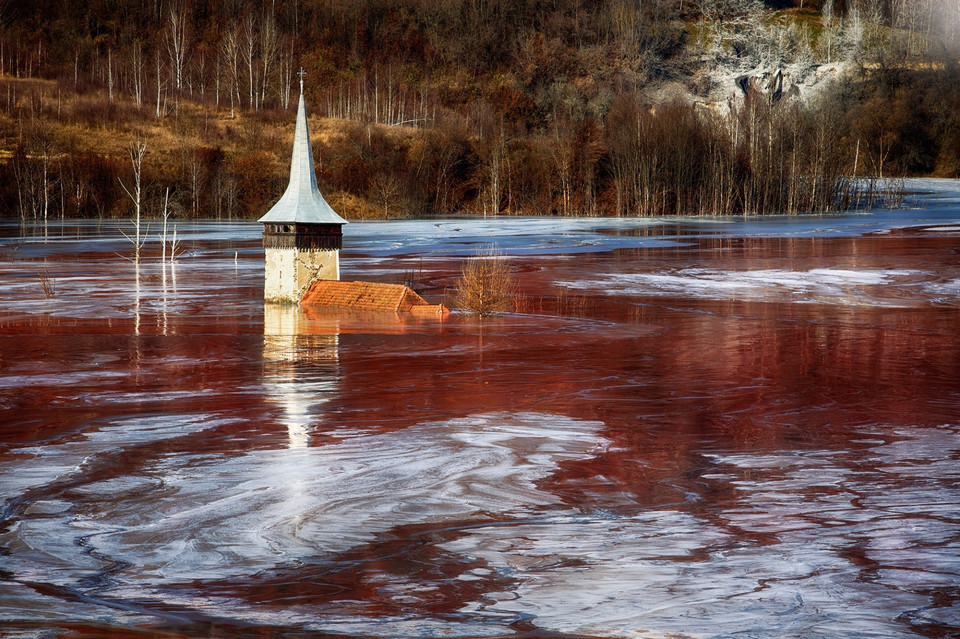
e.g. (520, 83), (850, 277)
(0, 1), (956, 220)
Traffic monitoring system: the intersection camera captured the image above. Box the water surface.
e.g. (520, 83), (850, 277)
(2, 181), (960, 638)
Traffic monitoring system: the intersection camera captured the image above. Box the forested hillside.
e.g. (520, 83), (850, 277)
(1, 0), (959, 220)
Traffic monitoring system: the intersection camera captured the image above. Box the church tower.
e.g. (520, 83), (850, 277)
(260, 72), (347, 303)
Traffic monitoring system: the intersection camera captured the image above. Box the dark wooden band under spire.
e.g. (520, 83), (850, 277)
(263, 223), (343, 250)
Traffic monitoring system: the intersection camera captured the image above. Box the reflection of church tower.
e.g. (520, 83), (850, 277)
(260, 72), (347, 303)
(263, 304), (340, 448)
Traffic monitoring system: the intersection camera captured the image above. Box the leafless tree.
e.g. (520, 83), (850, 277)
(481, 127), (507, 215)
(695, 0), (763, 48)
(34, 125), (57, 222)
(606, 95), (641, 216)
(159, 187), (171, 263)
(12, 119), (60, 222)
(107, 48), (114, 102)
(454, 247), (515, 316)
(166, 3), (190, 95)
(128, 40), (145, 107)
(242, 13), (258, 109)
(185, 146), (203, 217)
(550, 119), (575, 216)
(155, 48), (165, 118)
(370, 173), (403, 218)
(192, 50), (207, 99)
(259, 11), (280, 106)
(219, 26), (241, 117)
(822, 0), (838, 62)
(278, 38), (295, 108)
(119, 139), (148, 262)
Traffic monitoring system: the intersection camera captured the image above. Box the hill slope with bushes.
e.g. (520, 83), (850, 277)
(1, 0), (958, 220)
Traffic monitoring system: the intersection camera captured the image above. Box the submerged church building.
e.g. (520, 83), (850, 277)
(260, 76), (447, 317)
(259, 76), (347, 304)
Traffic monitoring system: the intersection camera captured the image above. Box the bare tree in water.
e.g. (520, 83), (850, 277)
(454, 247), (515, 316)
(119, 139), (148, 262)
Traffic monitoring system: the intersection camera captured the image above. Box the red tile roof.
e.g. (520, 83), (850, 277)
(301, 280), (448, 316)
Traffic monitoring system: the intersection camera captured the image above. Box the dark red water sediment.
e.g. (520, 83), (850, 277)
(1, 226), (959, 638)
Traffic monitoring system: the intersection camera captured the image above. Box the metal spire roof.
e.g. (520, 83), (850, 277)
(259, 74), (347, 225)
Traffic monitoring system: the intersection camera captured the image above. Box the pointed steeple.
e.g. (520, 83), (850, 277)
(258, 74), (347, 225)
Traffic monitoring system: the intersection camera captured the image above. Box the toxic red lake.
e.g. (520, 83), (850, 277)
(2, 190), (960, 638)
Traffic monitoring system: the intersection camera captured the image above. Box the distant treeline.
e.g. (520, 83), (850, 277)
(0, 0), (958, 219)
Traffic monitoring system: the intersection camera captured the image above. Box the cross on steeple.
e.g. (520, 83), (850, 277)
(298, 67), (306, 93)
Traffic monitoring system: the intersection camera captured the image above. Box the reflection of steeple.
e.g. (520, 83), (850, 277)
(263, 304), (340, 449)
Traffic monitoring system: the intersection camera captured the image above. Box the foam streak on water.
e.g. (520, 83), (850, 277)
(1, 411), (608, 635)
(434, 425), (960, 638)
(559, 268), (952, 307)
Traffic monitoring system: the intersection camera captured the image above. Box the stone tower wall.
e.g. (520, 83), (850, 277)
(264, 247), (340, 303)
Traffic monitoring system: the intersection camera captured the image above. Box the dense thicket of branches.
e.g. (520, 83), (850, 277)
(0, 0), (957, 220)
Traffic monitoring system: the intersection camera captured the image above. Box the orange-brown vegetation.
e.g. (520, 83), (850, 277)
(453, 249), (516, 316)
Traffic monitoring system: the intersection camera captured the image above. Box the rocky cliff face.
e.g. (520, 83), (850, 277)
(645, 56), (853, 121)
(706, 61), (851, 108)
